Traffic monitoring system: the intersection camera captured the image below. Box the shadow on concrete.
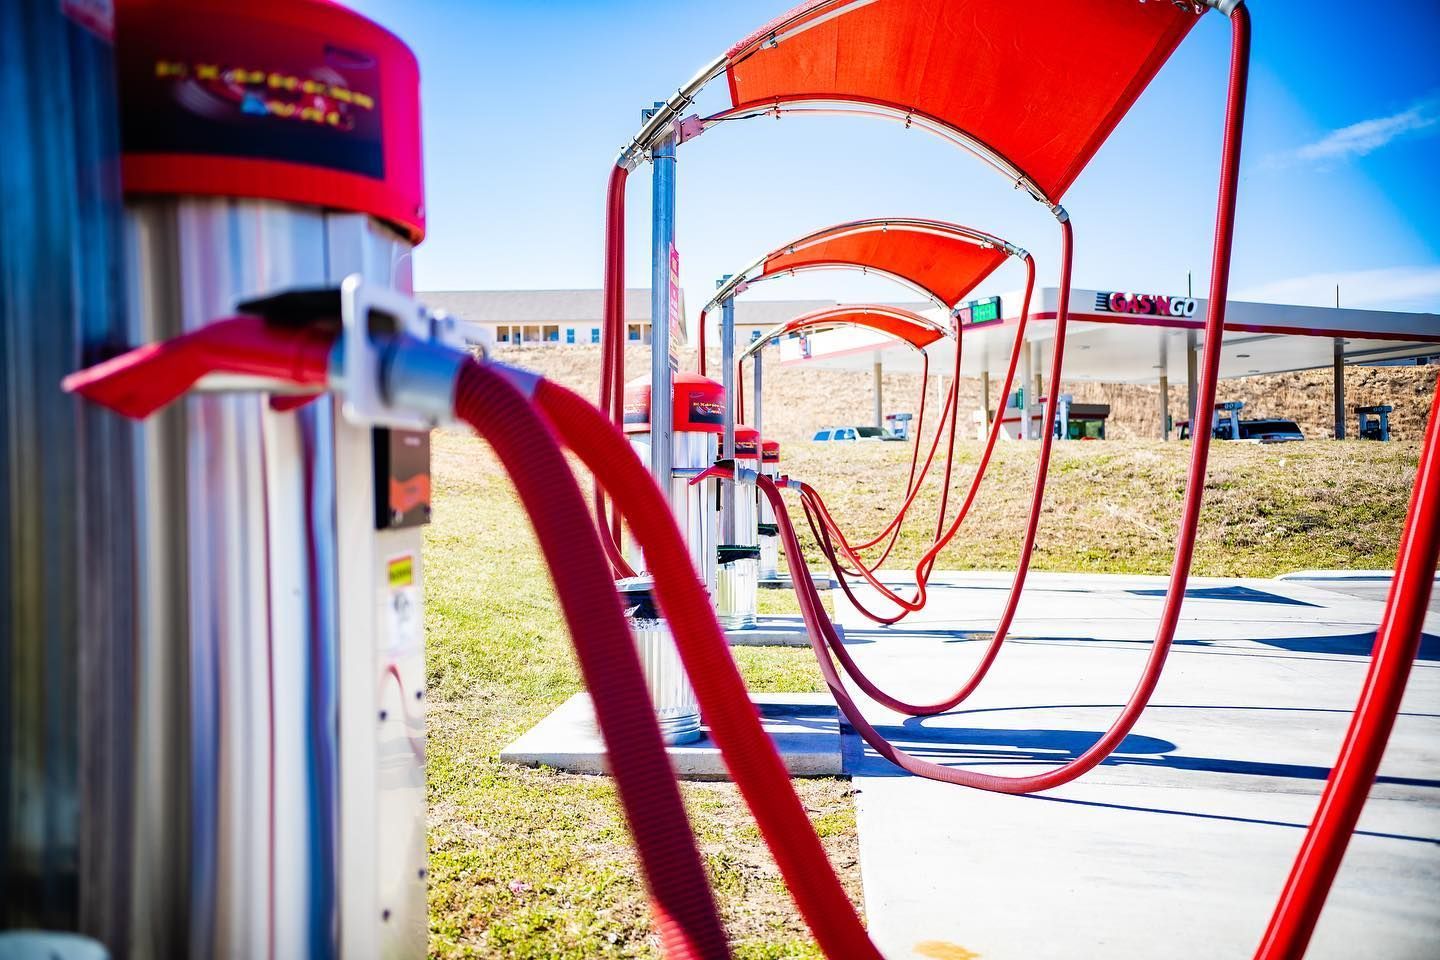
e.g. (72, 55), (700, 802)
(945, 701), (1440, 721)
(843, 717), (1440, 790)
(1019, 792), (1440, 846)
(958, 631), (1440, 663)
(1127, 584), (1320, 607)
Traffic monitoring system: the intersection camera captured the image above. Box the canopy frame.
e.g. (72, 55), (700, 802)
(705, 217), (1026, 319)
(737, 303), (950, 366)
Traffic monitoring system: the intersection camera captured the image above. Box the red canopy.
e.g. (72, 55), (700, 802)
(716, 0), (1202, 202)
(756, 219), (1012, 309)
(742, 303), (947, 362)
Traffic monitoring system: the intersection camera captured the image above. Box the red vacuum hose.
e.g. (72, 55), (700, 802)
(453, 359), (725, 959)
(1255, 376), (1440, 958)
(813, 351), (950, 581)
(757, 0), (1251, 787)
(524, 373), (883, 960)
(802, 252), (1039, 631)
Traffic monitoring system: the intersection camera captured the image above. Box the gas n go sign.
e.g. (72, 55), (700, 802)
(1094, 291), (1198, 318)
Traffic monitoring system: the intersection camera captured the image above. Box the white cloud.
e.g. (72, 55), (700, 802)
(1281, 94), (1439, 166)
(1236, 265), (1440, 313)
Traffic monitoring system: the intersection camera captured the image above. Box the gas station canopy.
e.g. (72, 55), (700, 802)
(710, 0), (1203, 203)
(776, 287), (1440, 382)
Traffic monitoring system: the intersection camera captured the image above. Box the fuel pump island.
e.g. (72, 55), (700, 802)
(4, 0), (1439, 959)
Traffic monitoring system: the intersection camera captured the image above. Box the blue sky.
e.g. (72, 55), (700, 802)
(349, 0), (1440, 318)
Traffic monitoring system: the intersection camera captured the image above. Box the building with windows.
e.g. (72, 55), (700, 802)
(420, 288), (912, 349)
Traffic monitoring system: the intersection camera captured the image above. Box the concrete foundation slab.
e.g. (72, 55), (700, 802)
(725, 615), (842, 647)
(761, 572), (838, 590)
(500, 691), (842, 779)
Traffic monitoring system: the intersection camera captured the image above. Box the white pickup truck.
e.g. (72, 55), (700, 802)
(812, 426), (905, 442)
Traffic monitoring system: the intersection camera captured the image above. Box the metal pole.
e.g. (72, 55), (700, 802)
(1030, 342), (1043, 440)
(873, 360), (884, 429)
(1159, 374), (1170, 440)
(1186, 329), (1199, 434)
(1333, 337), (1346, 440)
(1020, 342), (1033, 440)
(980, 367), (991, 432)
(753, 350), (764, 439)
(648, 107), (676, 503)
(720, 286), (736, 542)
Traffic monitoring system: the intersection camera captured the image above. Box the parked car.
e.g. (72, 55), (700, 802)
(812, 426), (904, 442)
(1237, 418), (1304, 442)
(1177, 417), (1304, 442)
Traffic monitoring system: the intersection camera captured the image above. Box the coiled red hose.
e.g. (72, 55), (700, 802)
(1255, 374), (1440, 959)
(804, 249), (1043, 637)
(820, 353), (953, 579)
(524, 373), (884, 960)
(453, 360), (725, 959)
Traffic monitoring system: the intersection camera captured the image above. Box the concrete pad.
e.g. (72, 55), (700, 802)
(831, 570), (1439, 959)
(726, 615), (843, 647)
(500, 691), (842, 779)
(1278, 569), (1440, 612)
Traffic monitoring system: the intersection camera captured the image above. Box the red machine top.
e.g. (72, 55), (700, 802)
(116, 0), (425, 242)
(734, 426), (761, 460)
(762, 439), (780, 465)
(623, 372), (726, 435)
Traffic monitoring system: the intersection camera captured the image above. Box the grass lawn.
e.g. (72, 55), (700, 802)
(425, 429), (1418, 957)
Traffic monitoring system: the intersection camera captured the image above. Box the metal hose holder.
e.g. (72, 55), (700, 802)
(617, 575), (702, 744)
(715, 544), (760, 630)
(757, 523), (781, 581)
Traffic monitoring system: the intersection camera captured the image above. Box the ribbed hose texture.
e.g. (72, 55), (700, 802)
(452, 360), (727, 960)
(531, 376), (883, 960)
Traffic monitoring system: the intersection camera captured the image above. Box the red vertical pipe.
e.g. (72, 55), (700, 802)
(597, 162), (632, 568)
(1255, 375), (1440, 959)
(698, 307), (708, 375)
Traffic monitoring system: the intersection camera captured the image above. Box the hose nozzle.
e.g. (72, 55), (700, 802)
(62, 316), (335, 419)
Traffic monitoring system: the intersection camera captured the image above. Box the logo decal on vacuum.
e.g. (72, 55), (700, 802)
(623, 396), (649, 425)
(688, 395), (725, 425)
(120, 23), (386, 179)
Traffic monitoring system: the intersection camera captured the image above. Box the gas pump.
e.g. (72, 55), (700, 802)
(1048, 394), (1073, 440)
(3, 0), (432, 954)
(758, 440), (782, 580)
(716, 426), (762, 629)
(1357, 405), (1393, 441)
(884, 412), (913, 440)
(1215, 400), (1245, 440)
